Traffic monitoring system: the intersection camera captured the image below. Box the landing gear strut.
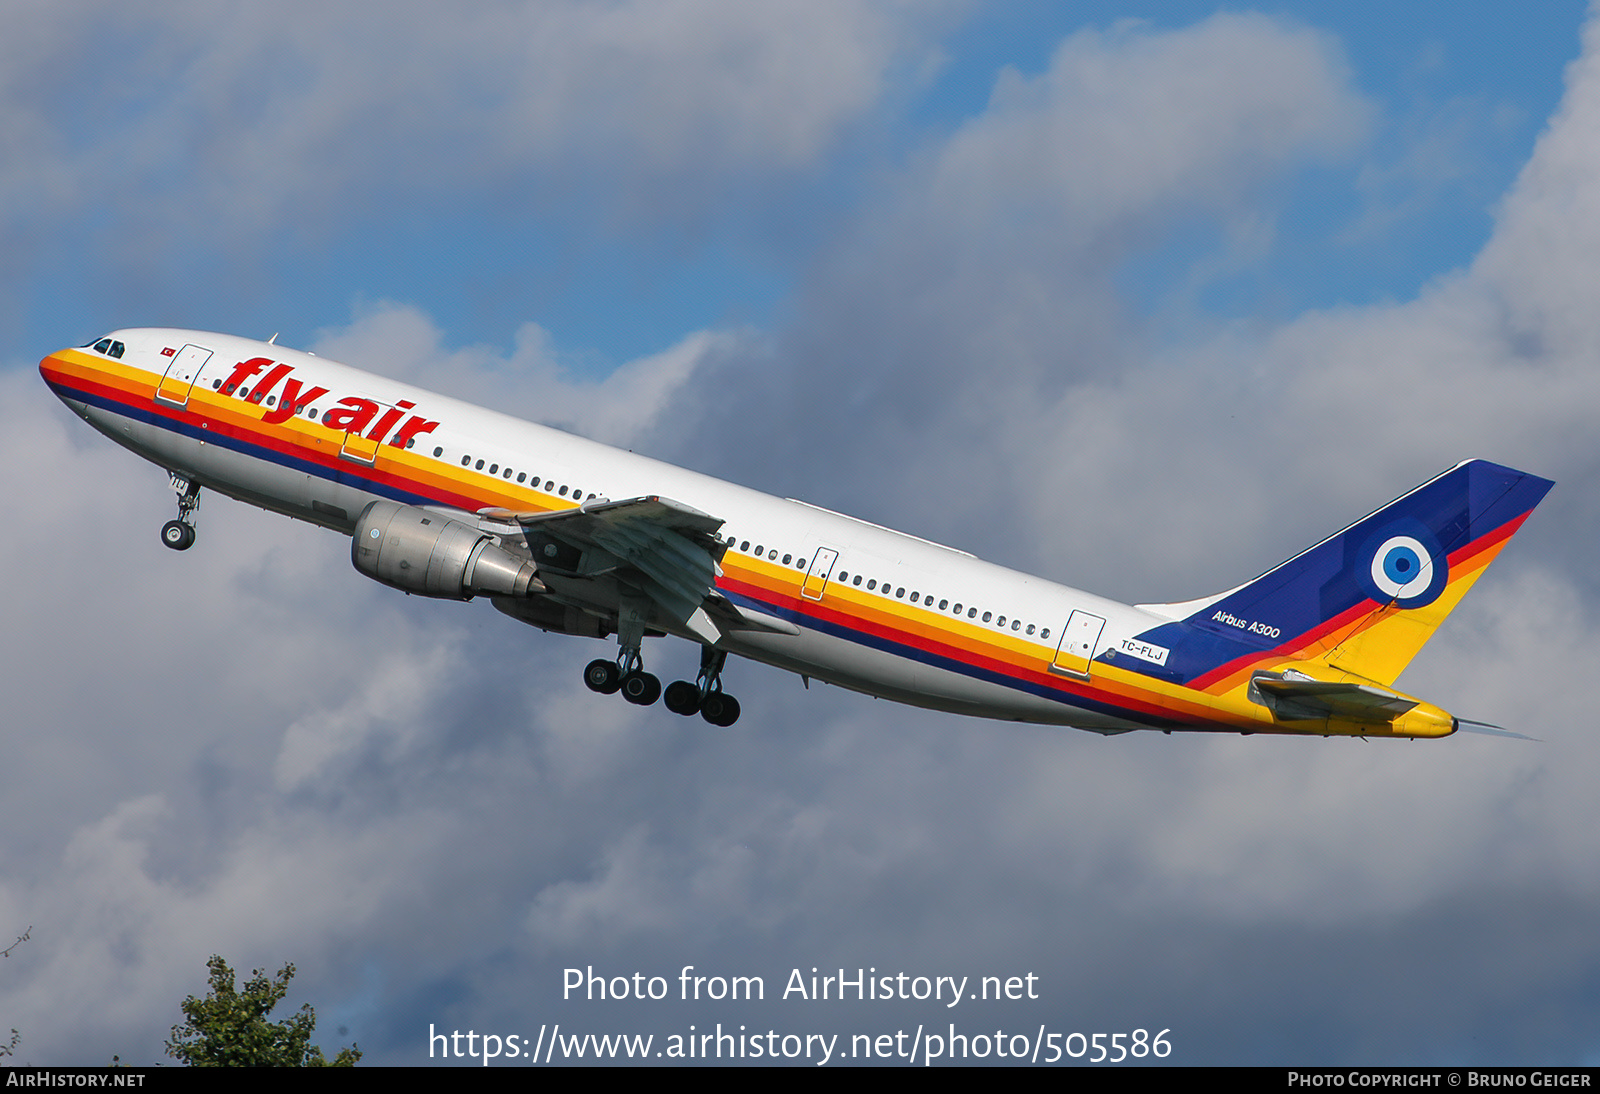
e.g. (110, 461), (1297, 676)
(583, 596), (661, 706)
(161, 472), (200, 551)
(665, 646), (741, 726)
(580, 614), (741, 725)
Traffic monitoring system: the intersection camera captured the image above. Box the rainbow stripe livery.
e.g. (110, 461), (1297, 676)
(41, 329), (1553, 737)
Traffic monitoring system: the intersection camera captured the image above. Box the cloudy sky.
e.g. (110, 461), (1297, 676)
(3, 0), (1597, 1067)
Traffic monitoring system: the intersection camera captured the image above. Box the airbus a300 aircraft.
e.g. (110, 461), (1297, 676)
(42, 329), (1552, 736)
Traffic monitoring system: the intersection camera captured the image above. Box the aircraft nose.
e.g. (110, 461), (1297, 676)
(40, 347), (90, 416)
(39, 348), (69, 395)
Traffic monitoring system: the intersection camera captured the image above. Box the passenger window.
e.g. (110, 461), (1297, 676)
(968, 608), (978, 619)
(1026, 624), (1035, 635)
(1041, 628), (1051, 640)
(517, 472), (525, 483)
(853, 575), (862, 586)
(896, 587), (905, 598)
(998, 616), (1006, 627)
(939, 599), (948, 611)
(867, 579), (876, 591)
(1011, 620), (1020, 631)
(461, 456), (471, 466)
(953, 603), (963, 614)
(782, 554), (792, 566)
(740, 541), (750, 552)
(559, 486), (568, 496)
(910, 592), (919, 603)
(433, 447), (443, 457)
(476, 459), (485, 470)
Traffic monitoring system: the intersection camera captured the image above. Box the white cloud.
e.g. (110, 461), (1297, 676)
(308, 301), (746, 448)
(0, 0), (950, 258)
(929, 14), (1367, 244)
(648, 13), (1376, 556)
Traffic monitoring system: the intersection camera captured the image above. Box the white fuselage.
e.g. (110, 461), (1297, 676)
(41, 328), (1282, 735)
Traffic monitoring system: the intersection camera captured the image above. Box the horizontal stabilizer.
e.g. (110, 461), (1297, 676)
(1250, 672), (1417, 724)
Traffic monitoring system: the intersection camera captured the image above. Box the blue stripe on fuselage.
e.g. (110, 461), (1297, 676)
(719, 589), (1182, 730)
(53, 377), (439, 510)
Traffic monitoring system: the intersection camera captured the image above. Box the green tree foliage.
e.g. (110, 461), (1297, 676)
(166, 955), (360, 1067)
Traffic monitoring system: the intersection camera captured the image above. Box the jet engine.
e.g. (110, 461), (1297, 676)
(352, 500), (543, 600)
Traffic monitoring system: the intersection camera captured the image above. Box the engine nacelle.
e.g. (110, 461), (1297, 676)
(352, 500), (542, 600)
(492, 595), (610, 639)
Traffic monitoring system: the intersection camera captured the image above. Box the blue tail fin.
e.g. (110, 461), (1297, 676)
(1135, 460), (1553, 689)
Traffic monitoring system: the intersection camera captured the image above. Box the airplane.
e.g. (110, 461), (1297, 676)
(41, 328), (1553, 737)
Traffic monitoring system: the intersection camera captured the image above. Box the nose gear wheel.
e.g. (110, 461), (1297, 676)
(160, 472), (201, 551)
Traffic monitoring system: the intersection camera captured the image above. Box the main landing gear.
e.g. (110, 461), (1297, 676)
(582, 641), (742, 726)
(582, 648), (662, 706)
(666, 645), (741, 727)
(160, 472), (201, 551)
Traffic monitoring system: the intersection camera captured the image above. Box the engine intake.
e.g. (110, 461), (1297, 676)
(352, 500), (543, 600)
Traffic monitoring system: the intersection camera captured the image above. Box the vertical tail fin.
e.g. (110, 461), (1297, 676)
(1140, 460), (1553, 688)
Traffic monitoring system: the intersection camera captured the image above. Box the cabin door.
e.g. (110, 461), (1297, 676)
(1050, 610), (1105, 679)
(801, 547), (839, 601)
(154, 344), (213, 409)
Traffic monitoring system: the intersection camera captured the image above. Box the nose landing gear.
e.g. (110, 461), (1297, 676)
(160, 473), (201, 551)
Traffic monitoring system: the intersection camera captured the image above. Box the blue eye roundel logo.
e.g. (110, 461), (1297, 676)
(1357, 525), (1447, 608)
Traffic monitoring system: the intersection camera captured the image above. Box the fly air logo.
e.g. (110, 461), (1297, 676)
(219, 357), (440, 450)
(1357, 521), (1447, 608)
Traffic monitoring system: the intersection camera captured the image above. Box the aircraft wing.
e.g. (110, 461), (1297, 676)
(478, 496), (794, 643)
(1250, 673), (1420, 724)
(483, 495), (724, 536)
